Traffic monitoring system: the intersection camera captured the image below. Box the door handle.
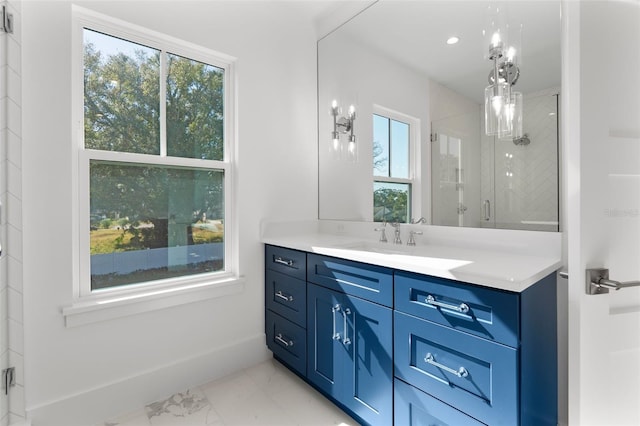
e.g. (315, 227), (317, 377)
(586, 268), (640, 295)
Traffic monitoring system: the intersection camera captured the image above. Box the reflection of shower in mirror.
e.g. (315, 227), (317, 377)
(513, 133), (530, 146)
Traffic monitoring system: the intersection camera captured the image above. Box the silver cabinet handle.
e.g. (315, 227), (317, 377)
(332, 304), (341, 340)
(274, 257), (294, 267)
(342, 307), (351, 345)
(275, 291), (293, 302)
(275, 333), (294, 348)
(424, 353), (468, 378)
(425, 294), (470, 314)
(587, 268), (640, 295)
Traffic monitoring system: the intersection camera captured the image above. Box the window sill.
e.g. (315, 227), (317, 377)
(63, 275), (245, 327)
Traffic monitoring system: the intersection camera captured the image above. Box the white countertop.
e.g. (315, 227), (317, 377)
(262, 221), (563, 293)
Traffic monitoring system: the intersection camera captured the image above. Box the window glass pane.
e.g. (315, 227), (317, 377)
(373, 182), (411, 223)
(83, 29), (160, 154)
(373, 114), (389, 177)
(390, 120), (409, 179)
(89, 160), (225, 290)
(167, 53), (225, 160)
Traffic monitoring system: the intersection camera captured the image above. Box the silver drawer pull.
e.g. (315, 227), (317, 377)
(275, 291), (294, 302)
(342, 307), (351, 345)
(425, 294), (470, 314)
(274, 257), (294, 267)
(424, 353), (468, 378)
(275, 333), (294, 347)
(332, 304), (341, 340)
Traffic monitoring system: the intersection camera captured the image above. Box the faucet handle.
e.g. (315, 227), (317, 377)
(374, 226), (388, 243)
(407, 230), (423, 246)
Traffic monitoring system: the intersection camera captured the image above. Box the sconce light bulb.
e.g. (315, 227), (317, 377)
(331, 99), (338, 109)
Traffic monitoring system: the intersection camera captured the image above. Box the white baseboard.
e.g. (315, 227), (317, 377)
(26, 334), (269, 426)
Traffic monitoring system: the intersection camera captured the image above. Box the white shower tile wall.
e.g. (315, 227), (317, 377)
(1, 1), (24, 425)
(482, 88), (560, 231)
(101, 359), (359, 426)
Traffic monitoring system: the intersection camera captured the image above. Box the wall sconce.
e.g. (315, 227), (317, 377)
(330, 100), (357, 162)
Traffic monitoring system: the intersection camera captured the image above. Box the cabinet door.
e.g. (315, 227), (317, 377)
(307, 283), (343, 400)
(341, 293), (393, 426)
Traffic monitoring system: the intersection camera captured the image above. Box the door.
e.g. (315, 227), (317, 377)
(307, 283), (342, 399)
(567, 2), (640, 425)
(307, 284), (393, 425)
(341, 293), (393, 426)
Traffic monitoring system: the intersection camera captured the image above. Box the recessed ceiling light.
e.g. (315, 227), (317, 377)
(446, 36), (460, 45)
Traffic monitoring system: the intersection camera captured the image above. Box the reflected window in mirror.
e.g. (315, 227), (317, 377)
(372, 107), (418, 223)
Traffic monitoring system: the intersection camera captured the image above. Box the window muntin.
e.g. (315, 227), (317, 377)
(80, 24), (233, 294)
(373, 112), (413, 223)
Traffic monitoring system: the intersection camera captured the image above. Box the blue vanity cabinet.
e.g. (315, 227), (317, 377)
(394, 271), (558, 426)
(264, 245), (307, 376)
(307, 282), (393, 426)
(264, 245), (557, 426)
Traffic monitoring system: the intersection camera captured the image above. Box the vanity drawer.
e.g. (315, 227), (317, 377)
(266, 269), (306, 327)
(395, 271), (519, 347)
(266, 310), (306, 376)
(265, 245), (306, 281)
(394, 312), (518, 425)
(307, 253), (393, 307)
(394, 379), (486, 426)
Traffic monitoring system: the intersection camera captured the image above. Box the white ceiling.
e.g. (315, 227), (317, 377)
(321, 0), (562, 103)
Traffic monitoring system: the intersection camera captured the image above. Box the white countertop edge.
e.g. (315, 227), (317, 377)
(262, 234), (562, 293)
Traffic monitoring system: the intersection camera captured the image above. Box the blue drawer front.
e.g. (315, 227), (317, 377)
(395, 271), (519, 347)
(307, 253), (393, 307)
(266, 310), (306, 376)
(394, 312), (518, 426)
(395, 379), (486, 426)
(266, 269), (306, 327)
(265, 245), (306, 281)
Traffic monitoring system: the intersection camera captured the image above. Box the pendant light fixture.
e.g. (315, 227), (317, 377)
(483, 5), (523, 139)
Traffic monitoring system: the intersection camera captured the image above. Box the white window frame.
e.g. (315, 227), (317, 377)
(372, 104), (422, 222)
(65, 6), (242, 327)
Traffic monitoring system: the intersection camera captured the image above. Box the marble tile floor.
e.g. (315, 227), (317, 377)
(101, 358), (360, 426)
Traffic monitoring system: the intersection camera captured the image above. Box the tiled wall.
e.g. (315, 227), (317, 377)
(1, 1), (24, 424)
(481, 88), (560, 231)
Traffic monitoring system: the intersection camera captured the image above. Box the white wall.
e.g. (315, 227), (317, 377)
(21, 2), (318, 425)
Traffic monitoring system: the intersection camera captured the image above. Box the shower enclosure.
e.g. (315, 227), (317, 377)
(432, 90), (559, 231)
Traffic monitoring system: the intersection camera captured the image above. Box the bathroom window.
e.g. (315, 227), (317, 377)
(373, 108), (418, 223)
(74, 12), (237, 297)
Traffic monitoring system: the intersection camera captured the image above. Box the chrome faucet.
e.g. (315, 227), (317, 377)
(374, 221), (388, 243)
(411, 217), (427, 225)
(391, 222), (402, 244)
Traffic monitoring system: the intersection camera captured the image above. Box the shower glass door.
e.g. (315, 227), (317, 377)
(431, 112), (483, 228)
(432, 91), (559, 231)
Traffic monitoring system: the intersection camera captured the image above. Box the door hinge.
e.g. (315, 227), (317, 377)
(1, 6), (13, 34)
(430, 133), (438, 142)
(2, 367), (15, 395)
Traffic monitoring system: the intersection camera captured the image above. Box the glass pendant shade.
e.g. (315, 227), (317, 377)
(484, 82), (510, 136)
(330, 132), (342, 160)
(346, 135), (357, 163)
(503, 91), (523, 139)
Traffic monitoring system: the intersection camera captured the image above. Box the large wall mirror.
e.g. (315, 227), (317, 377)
(318, 0), (561, 231)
